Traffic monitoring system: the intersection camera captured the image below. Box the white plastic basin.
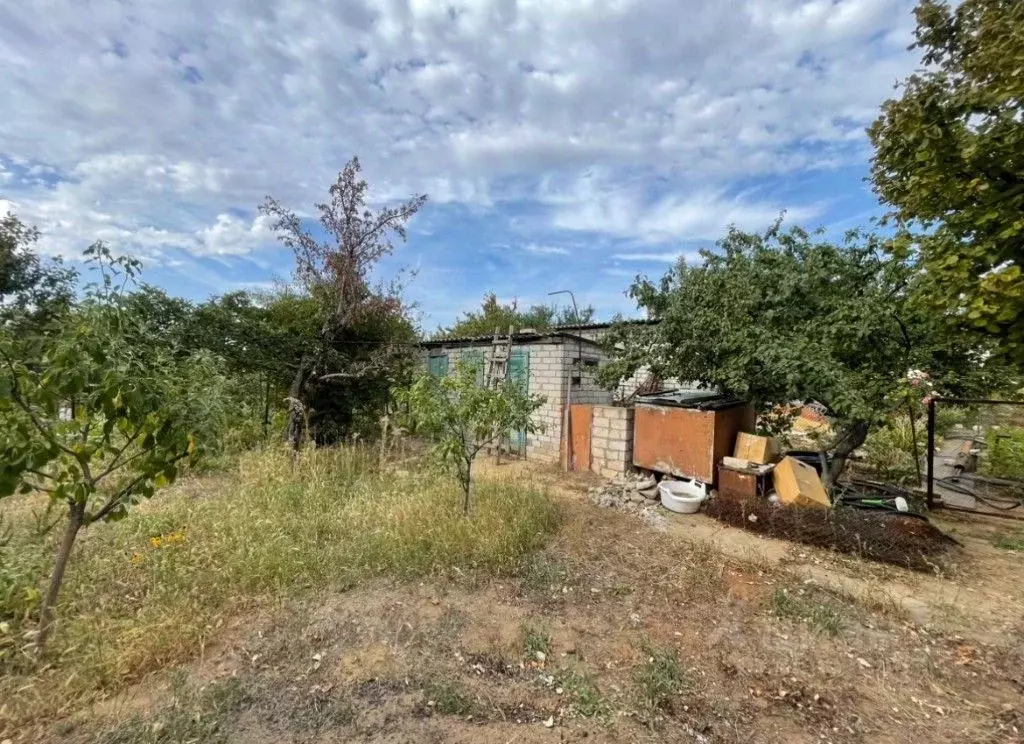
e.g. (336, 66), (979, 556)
(658, 478), (708, 514)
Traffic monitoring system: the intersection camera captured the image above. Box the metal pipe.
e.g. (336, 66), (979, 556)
(926, 397), (936, 510)
(931, 397), (1024, 406)
(550, 290), (580, 471)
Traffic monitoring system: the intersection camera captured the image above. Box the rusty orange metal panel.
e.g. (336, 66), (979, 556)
(712, 404), (755, 472)
(633, 403), (755, 484)
(570, 405), (593, 472)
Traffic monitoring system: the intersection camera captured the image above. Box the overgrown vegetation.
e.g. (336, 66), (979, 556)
(860, 403), (974, 485)
(984, 427), (1024, 481)
(0, 448), (558, 729)
(259, 156), (426, 449)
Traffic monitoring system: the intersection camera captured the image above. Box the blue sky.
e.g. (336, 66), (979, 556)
(0, 0), (918, 330)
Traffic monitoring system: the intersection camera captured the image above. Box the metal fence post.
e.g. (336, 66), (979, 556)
(926, 397), (936, 509)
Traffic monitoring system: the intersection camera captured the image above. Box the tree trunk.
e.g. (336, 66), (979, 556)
(286, 357), (313, 450)
(262, 373), (271, 439)
(461, 458), (473, 515)
(823, 420), (870, 490)
(36, 501), (85, 652)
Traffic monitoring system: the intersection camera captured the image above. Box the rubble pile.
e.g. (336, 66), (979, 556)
(586, 473), (669, 531)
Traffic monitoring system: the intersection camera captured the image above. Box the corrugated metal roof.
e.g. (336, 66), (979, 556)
(419, 330), (604, 348)
(635, 389), (746, 410)
(420, 317), (658, 346)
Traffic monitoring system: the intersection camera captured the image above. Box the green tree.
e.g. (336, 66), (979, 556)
(598, 224), (988, 488)
(259, 157), (426, 448)
(436, 292), (595, 338)
(868, 0), (1024, 362)
(399, 360), (545, 513)
(0, 213), (76, 326)
(0, 245), (224, 650)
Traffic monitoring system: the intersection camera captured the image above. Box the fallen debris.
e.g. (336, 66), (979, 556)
(587, 474), (669, 531)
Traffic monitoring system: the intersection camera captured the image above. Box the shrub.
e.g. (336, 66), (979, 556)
(984, 427), (1024, 481)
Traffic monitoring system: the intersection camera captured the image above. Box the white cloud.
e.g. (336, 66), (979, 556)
(195, 213), (275, 256)
(523, 244), (570, 256)
(0, 0), (919, 282)
(612, 251), (701, 262)
(541, 170), (823, 242)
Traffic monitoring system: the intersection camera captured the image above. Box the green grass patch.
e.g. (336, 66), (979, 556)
(992, 533), (1024, 551)
(422, 679), (474, 716)
(634, 644), (690, 713)
(770, 587), (844, 635)
(558, 669), (610, 719)
(521, 623), (552, 660)
(0, 446), (559, 730)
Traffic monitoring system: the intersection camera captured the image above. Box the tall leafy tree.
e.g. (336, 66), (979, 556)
(868, 0), (1024, 362)
(0, 213), (75, 326)
(259, 157), (426, 448)
(599, 224), (989, 487)
(436, 292), (596, 338)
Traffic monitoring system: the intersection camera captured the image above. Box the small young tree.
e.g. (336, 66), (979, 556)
(0, 246), (223, 651)
(400, 360), (545, 514)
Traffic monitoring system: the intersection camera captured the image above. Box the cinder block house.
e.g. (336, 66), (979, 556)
(418, 322), (652, 477)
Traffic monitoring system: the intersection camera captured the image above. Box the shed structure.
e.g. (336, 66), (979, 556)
(419, 325), (621, 464)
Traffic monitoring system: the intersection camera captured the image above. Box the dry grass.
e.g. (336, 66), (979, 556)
(5, 456), (1024, 743)
(0, 447), (559, 732)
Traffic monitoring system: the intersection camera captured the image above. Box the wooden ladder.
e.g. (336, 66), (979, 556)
(485, 326), (513, 388)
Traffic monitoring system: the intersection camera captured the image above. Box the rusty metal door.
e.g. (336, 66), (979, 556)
(569, 404), (593, 472)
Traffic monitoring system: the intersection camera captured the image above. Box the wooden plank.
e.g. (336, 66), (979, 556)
(570, 404), (593, 472)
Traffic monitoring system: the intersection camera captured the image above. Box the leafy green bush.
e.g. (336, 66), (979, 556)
(860, 405), (976, 485)
(985, 427), (1024, 481)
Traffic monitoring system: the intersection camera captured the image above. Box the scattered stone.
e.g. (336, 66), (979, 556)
(635, 476), (657, 492)
(587, 475), (669, 531)
(639, 486), (660, 500)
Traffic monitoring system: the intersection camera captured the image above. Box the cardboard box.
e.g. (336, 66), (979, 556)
(733, 433), (779, 465)
(773, 456), (830, 508)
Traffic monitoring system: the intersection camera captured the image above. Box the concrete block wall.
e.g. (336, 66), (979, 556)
(524, 343), (567, 463)
(590, 405), (635, 478)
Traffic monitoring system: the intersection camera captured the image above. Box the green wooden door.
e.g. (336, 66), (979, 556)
(427, 354), (449, 377)
(507, 350), (529, 454)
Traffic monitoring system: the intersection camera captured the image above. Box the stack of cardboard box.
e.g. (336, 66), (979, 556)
(719, 433), (830, 508)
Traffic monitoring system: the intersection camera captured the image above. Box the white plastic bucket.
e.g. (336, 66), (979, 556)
(658, 478), (708, 514)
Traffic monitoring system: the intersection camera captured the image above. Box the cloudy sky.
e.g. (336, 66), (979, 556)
(0, 0), (920, 328)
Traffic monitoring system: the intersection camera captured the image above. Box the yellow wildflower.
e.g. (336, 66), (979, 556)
(149, 536), (162, 548)
(130, 552), (146, 565)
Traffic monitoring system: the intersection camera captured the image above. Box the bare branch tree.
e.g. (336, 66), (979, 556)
(259, 157), (427, 448)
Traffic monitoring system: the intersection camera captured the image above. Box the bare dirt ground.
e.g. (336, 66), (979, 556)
(36, 461), (1024, 743)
